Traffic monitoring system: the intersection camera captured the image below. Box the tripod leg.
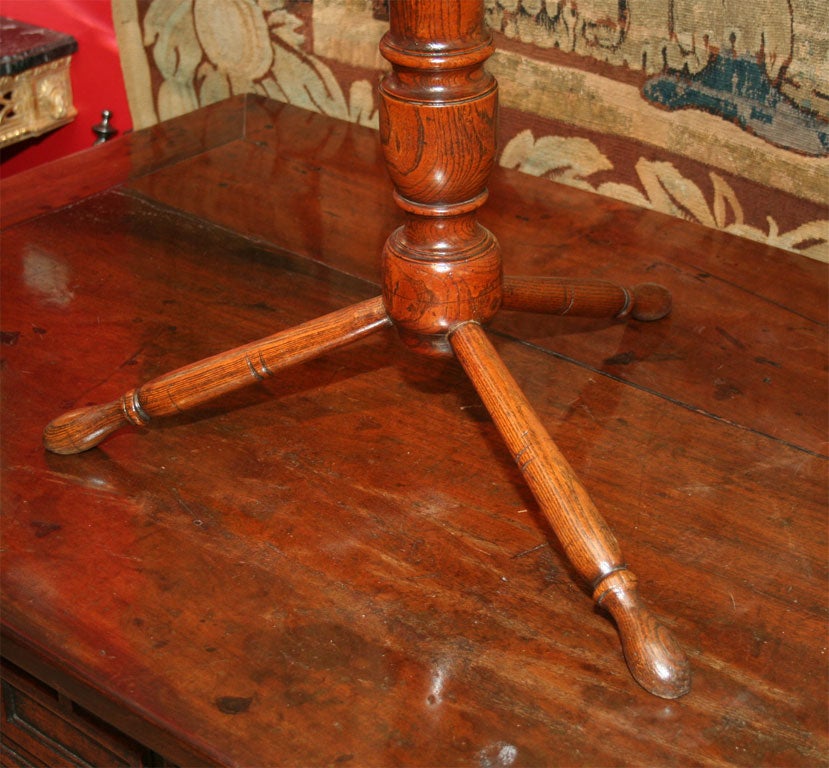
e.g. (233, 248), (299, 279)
(44, 296), (391, 455)
(450, 321), (690, 698)
(502, 276), (672, 322)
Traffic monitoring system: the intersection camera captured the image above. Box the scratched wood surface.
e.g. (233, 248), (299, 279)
(1, 97), (826, 767)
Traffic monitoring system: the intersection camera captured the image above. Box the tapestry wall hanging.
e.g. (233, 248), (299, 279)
(113, 0), (828, 262)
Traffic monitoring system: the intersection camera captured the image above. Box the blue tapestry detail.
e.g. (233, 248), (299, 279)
(643, 53), (828, 157)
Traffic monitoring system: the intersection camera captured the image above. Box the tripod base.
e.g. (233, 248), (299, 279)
(44, 274), (690, 699)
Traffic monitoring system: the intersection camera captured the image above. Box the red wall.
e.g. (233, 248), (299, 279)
(1, 0), (133, 177)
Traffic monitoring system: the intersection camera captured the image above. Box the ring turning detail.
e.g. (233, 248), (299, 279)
(44, 0), (690, 698)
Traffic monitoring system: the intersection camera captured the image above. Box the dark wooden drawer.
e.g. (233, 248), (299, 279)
(0, 660), (168, 768)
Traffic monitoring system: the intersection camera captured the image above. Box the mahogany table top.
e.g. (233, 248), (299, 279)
(1, 95), (826, 766)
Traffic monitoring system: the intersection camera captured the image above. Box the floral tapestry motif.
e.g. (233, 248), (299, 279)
(500, 130), (829, 260)
(114, 0), (377, 129)
(486, 0), (828, 156)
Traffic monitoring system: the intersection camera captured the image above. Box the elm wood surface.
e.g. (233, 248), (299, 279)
(0, 96), (244, 230)
(125, 98), (827, 457)
(0, 96), (826, 765)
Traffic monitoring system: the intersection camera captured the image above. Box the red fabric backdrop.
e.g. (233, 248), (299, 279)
(1, 0), (132, 177)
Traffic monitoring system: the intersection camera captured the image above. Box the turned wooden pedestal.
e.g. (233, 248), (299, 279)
(42, 0), (690, 698)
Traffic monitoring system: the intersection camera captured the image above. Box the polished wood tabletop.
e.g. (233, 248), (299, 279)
(1, 95), (827, 766)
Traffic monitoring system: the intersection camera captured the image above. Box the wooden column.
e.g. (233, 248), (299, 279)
(379, 0), (502, 356)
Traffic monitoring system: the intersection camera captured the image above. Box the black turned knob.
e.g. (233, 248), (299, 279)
(92, 109), (117, 144)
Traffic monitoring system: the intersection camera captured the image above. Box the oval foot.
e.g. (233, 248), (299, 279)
(631, 283), (672, 322)
(43, 400), (131, 454)
(595, 570), (691, 699)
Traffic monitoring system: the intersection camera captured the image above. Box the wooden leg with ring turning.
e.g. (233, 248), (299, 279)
(44, 297), (391, 455)
(450, 320), (691, 699)
(502, 276), (673, 322)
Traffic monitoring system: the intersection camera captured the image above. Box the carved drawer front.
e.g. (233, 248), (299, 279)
(0, 660), (150, 767)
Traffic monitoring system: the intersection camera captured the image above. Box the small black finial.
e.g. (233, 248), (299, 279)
(92, 109), (117, 144)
